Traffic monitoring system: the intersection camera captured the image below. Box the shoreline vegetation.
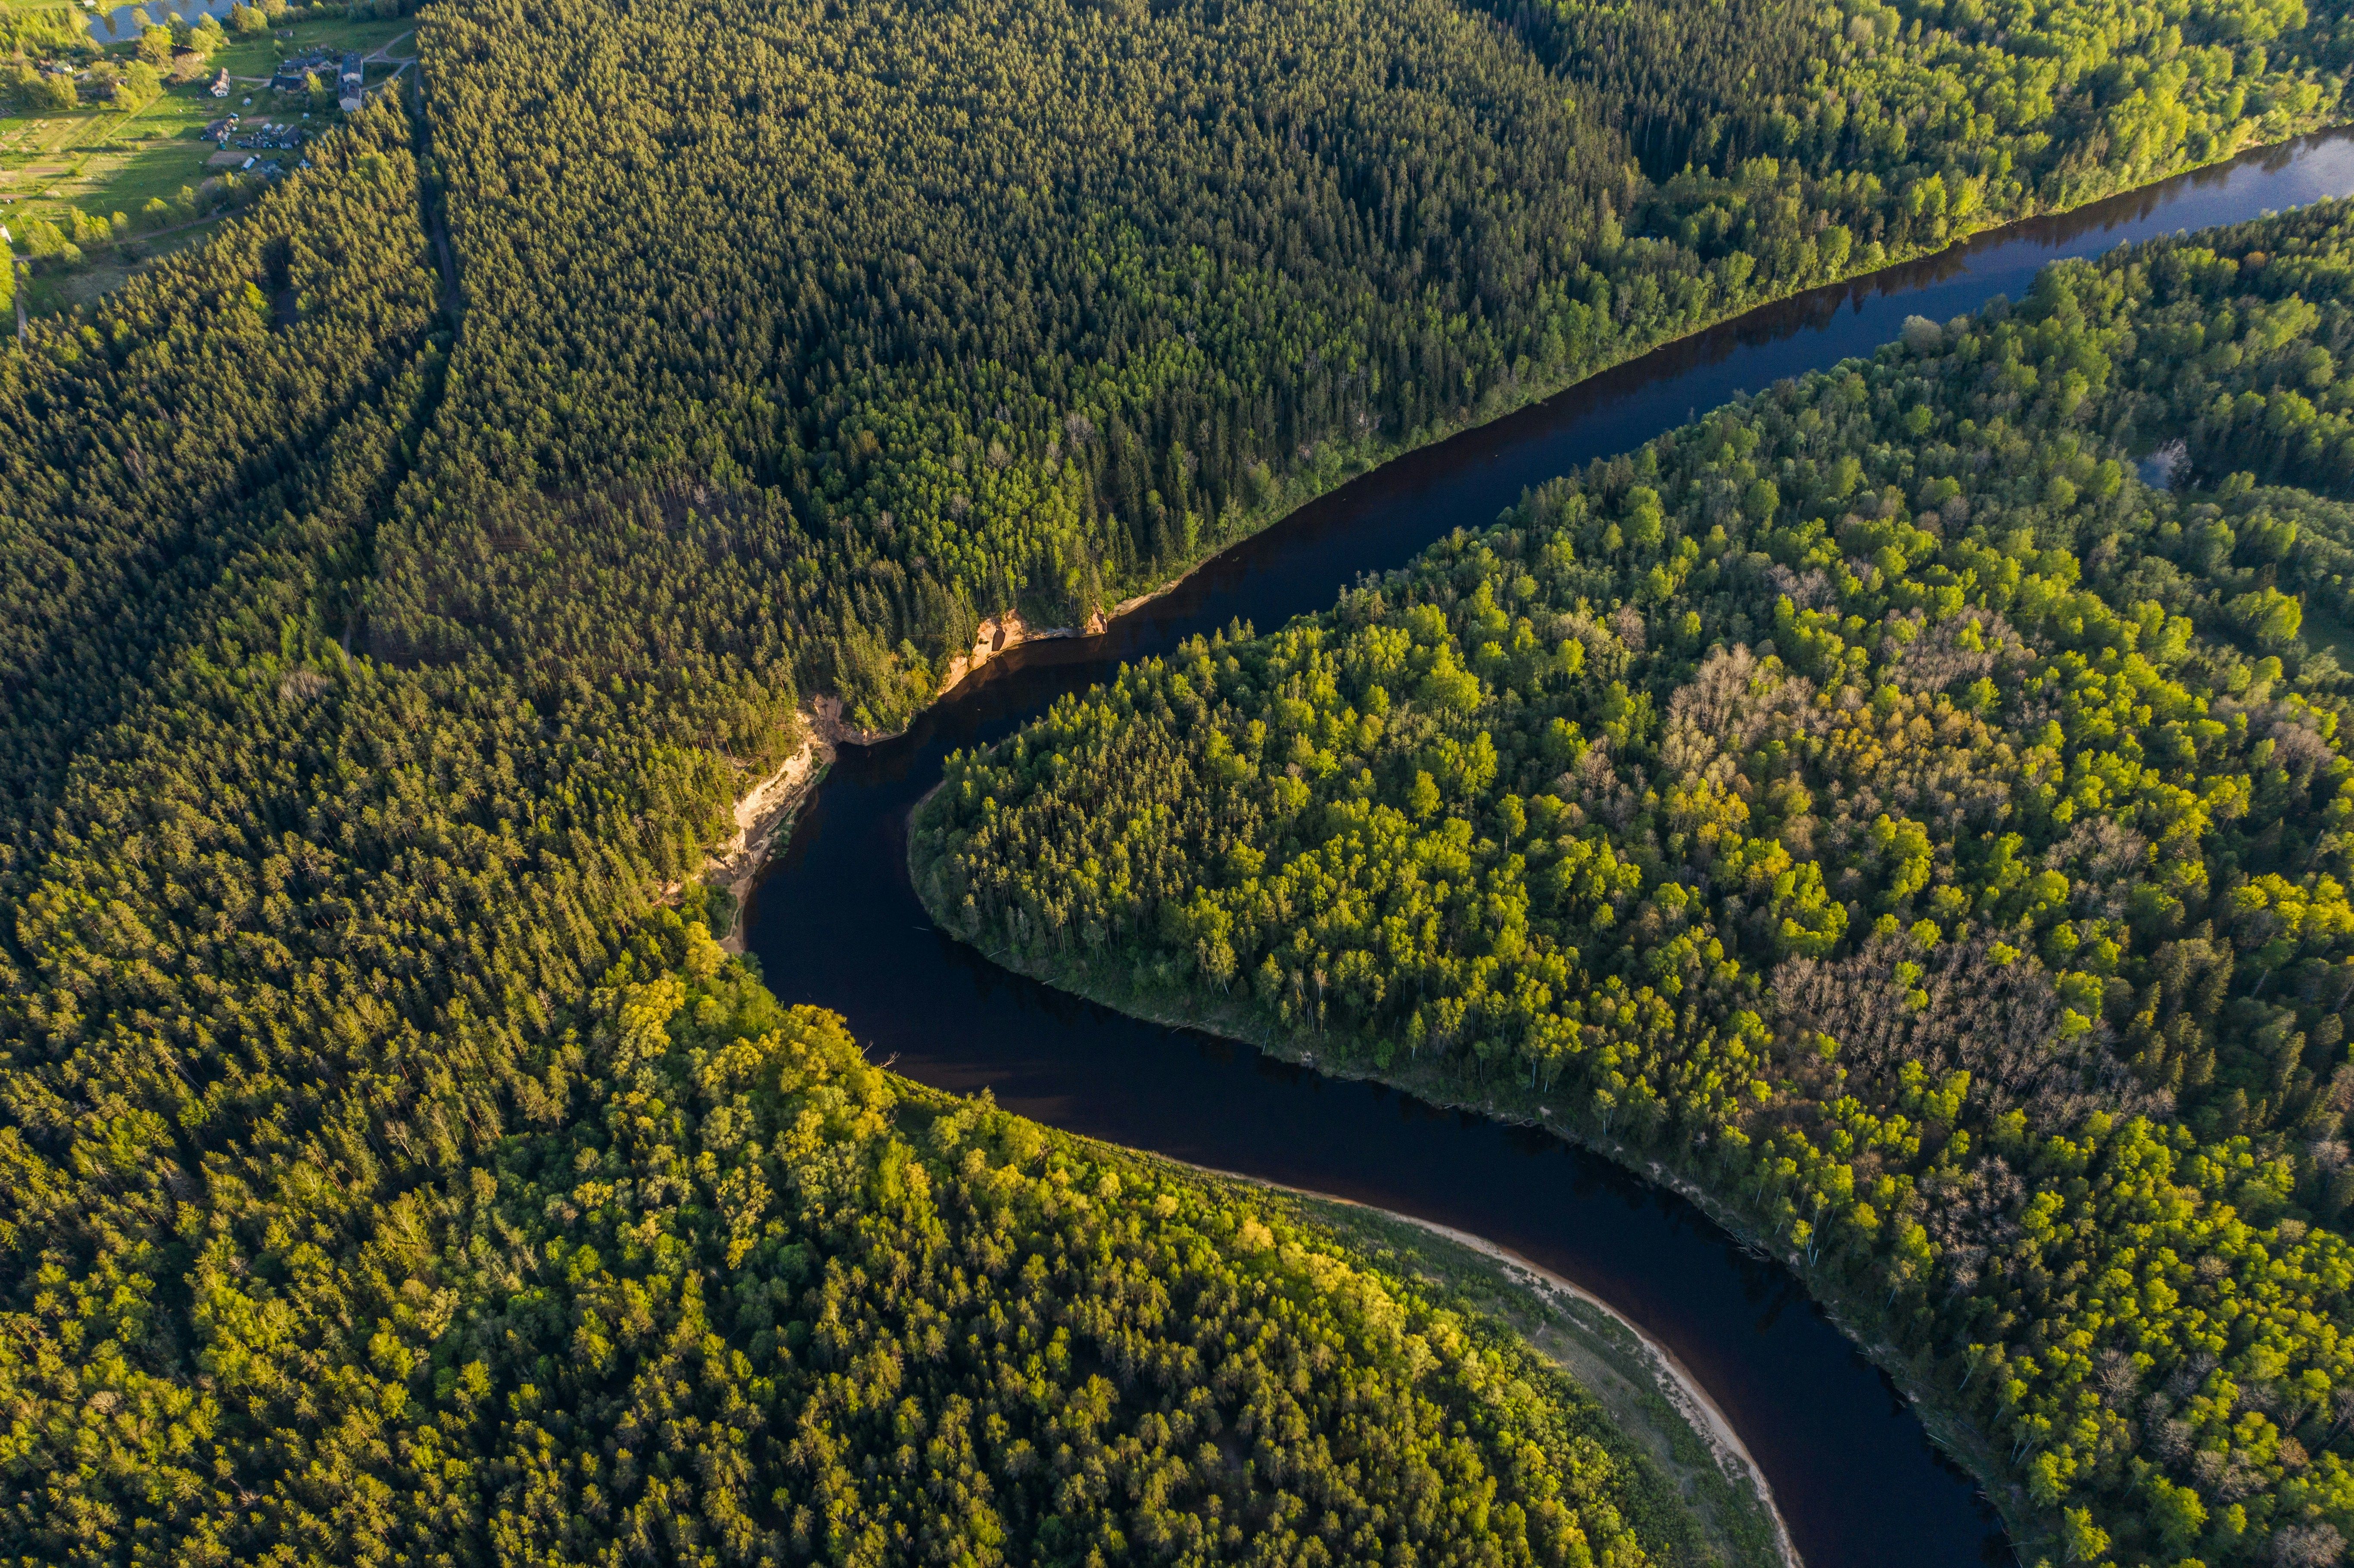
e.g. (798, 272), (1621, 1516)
(716, 116), (2354, 921)
(880, 108), (2334, 733)
(12, 0), (2354, 1550)
(1168, 1158), (1802, 1568)
(882, 909), (2023, 1550)
(908, 201), (2354, 1567)
(878, 1060), (1798, 1568)
(702, 728), (832, 952)
(623, 918), (1788, 1568)
(419, 0), (2354, 749)
(846, 1042), (1792, 1566)
(687, 145), (2354, 1555)
(764, 124), (2354, 752)
(393, 911), (1763, 1565)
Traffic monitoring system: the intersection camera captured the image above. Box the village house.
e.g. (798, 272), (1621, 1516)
(271, 47), (336, 95)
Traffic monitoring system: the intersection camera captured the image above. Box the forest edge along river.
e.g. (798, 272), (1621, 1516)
(741, 130), (2354, 1568)
(750, 130), (2354, 1568)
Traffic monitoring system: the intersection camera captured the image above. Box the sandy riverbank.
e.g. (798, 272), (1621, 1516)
(1166, 1158), (1803, 1568)
(710, 731), (833, 952)
(930, 576), (1186, 702)
(900, 904), (2040, 1555)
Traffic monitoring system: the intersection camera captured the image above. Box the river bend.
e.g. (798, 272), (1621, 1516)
(745, 133), (2354, 1567)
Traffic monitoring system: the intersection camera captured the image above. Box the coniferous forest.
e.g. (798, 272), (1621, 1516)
(386, 0), (2354, 730)
(916, 205), (2354, 1564)
(3, 0), (2354, 1559)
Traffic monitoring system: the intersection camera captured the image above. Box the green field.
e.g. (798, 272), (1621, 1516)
(1, 86), (223, 237)
(0, 11), (413, 316)
(208, 14), (412, 77)
(14, 212), (211, 314)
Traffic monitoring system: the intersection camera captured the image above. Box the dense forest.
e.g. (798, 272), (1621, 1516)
(0, 95), (1724, 1538)
(1499, 0), (2353, 199)
(6, 0), (2354, 1557)
(373, 0), (2354, 733)
(11, 890), (1722, 1565)
(915, 205), (2354, 1565)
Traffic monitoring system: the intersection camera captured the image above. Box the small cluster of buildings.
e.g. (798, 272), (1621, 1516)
(267, 47), (336, 94)
(265, 49), (363, 109)
(202, 115), (305, 151)
(199, 130), (290, 183)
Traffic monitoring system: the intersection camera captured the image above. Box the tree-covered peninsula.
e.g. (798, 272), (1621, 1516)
(914, 205), (2354, 1565)
(15, 897), (1732, 1566)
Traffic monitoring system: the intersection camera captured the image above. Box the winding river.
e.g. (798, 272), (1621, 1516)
(744, 131), (2354, 1568)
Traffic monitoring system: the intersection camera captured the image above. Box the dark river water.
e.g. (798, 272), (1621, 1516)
(745, 131), (2354, 1567)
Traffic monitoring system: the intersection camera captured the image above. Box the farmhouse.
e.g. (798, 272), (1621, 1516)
(271, 48), (336, 94)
